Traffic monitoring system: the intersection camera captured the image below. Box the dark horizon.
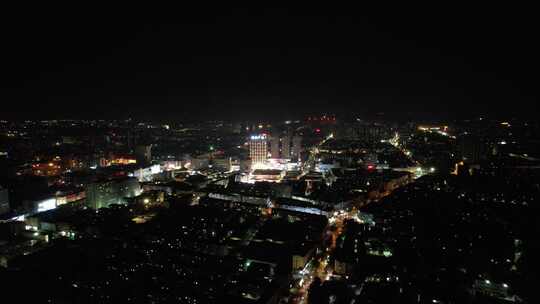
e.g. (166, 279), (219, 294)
(1, 7), (538, 121)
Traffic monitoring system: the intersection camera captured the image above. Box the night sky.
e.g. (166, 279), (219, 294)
(1, 7), (538, 121)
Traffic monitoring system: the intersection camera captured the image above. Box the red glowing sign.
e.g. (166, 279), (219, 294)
(315, 128), (321, 133)
(367, 164), (375, 170)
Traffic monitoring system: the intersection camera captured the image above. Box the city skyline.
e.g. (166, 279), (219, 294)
(1, 6), (539, 304)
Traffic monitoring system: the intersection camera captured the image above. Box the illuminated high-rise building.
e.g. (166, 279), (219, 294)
(269, 136), (280, 159)
(292, 136), (302, 161)
(282, 135), (291, 159)
(249, 134), (268, 165)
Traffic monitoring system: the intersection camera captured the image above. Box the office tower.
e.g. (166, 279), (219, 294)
(135, 145), (152, 165)
(126, 130), (132, 150)
(270, 136), (280, 159)
(249, 134), (268, 165)
(282, 135), (291, 159)
(292, 136), (302, 161)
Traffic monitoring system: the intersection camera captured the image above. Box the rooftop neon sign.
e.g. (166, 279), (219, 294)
(250, 134), (267, 140)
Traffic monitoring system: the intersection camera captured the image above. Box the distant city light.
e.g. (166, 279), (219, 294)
(37, 198), (57, 212)
(12, 215), (25, 222)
